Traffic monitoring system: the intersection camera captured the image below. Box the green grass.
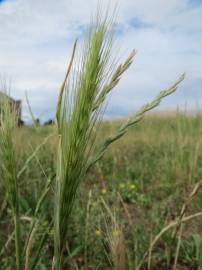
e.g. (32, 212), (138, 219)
(0, 93), (21, 270)
(54, 11), (133, 269)
(0, 7), (201, 270)
(1, 114), (202, 269)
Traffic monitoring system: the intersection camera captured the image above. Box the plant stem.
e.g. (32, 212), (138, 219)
(14, 208), (21, 270)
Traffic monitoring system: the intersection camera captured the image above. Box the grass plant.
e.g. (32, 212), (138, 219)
(54, 9), (184, 269)
(0, 90), (21, 270)
(0, 7), (196, 270)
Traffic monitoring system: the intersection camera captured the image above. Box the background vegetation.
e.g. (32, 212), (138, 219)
(1, 113), (202, 269)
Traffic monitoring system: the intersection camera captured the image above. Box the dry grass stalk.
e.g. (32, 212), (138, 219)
(136, 212), (202, 270)
(172, 179), (202, 240)
(102, 198), (126, 270)
(136, 180), (202, 270)
(172, 224), (184, 270)
(169, 180), (202, 269)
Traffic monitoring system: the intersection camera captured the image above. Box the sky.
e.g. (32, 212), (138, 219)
(0, 0), (202, 122)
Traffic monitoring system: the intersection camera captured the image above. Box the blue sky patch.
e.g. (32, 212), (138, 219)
(188, 0), (202, 7)
(130, 18), (153, 29)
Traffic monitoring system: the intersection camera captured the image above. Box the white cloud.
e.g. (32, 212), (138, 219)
(0, 0), (201, 121)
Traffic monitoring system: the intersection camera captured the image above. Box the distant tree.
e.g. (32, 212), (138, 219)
(44, 119), (55, 126)
(35, 118), (40, 126)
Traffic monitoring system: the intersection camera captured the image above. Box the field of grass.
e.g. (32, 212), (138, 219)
(1, 113), (202, 269)
(0, 9), (202, 270)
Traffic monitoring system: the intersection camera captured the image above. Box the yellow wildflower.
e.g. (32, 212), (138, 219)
(130, 184), (136, 190)
(101, 188), (107, 194)
(95, 229), (101, 236)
